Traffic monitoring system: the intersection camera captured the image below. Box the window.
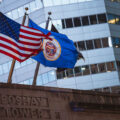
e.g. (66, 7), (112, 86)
(78, 41), (86, 50)
(89, 15), (97, 25)
(18, 7), (24, 17)
(26, 59), (33, 64)
(82, 65), (90, 75)
(42, 73), (48, 84)
(35, 0), (43, 9)
(98, 14), (107, 23)
(116, 61), (120, 71)
(48, 71), (56, 82)
(81, 16), (89, 26)
(107, 14), (120, 25)
(6, 12), (12, 18)
(74, 42), (78, 49)
(65, 18), (73, 28)
(90, 64), (98, 74)
(37, 75), (43, 85)
(112, 37), (120, 48)
(73, 17), (81, 27)
(57, 71), (66, 79)
(0, 65), (3, 75)
(3, 63), (9, 73)
(102, 38), (109, 48)
(115, 15), (120, 25)
(62, 19), (65, 29)
(106, 62), (116, 72)
(86, 40), (94, 50)
(94, 39), (102, 48)
(74, 66), (82, 76)
(15, 61), (21, 69)
(30, 1), (37, 12)
(43, 0), (53, 7)
(66, 69), (74, 78)
(12, 9), (19, 19)
(98, 63), (106, 73)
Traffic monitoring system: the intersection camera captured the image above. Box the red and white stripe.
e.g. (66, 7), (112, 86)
(0, 25), (45, 62)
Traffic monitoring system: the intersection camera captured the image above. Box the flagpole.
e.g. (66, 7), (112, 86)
(7, 8), (28, 84)
(32, 12), (51, 86)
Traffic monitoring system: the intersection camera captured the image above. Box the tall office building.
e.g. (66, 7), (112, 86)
(0, 0), (120, 91)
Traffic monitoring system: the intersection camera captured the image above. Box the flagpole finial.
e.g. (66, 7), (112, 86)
(48, 12), (52, 15)
(25, 7), (29, 11)
(25, 7), (29, 15)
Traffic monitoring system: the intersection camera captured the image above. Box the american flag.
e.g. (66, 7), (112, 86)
(0, 12), (45, 62)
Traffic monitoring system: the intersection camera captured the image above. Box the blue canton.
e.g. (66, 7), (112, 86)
(0, 12), (20, 41)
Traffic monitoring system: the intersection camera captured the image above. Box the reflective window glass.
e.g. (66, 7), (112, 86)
(30, 1), (36, 12)
(21, 61), (27, 67)
(116, 61), (120, 71)
(23, 80), (29, 85)
(115, 15), (120, 25)
(65, 18), (73, 28)
(57, 71), (66, 79)
(73, 17), (81, 27)
(18, 7), (24, 17)
(62, 0), (70, 4)
(52, 0), (62, 5)
(102, 38), (109, 48)
(62, 19), (65, 29)
(78, 41), (86, 50)
(35, 0), (43, 9)
(98, 14), (107, 23)
(6, 12), (12, 18)
(66, 69), (74, 78)
(89, 15), (97, 25)
(37, 75), (43, 85)
(112, 37), (120, 48)
(52, 20), (62, 30)
(29, 78), (33, 85)
(42, 73), (48, 84)
(0, 65), (3, 75)
(86, 40), (94, 50)
(90, 64), (98, 74)
(82, 65), (90, 75)
(26, 59), (33, 64)
(48, 71), (56, 82)
(107, 14), (116, 24)
(12, 9), (19, 19)
(106, 62), (116, 72)
(82, 16), (89, 26)
(94, 39), (102, 48)
(8, 61), (12, 71)
(74, 66), (82, 76)
(43, 0), (53, 7)
(15, 61), (21, 69)
(98, 63), (106, 73)
(3, 63), (9, 73)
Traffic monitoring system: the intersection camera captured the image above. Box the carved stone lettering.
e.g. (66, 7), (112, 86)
(1, 95), (7, 105)
(8, 95), (16, 105)
(0, 83), (120, 120)
(16, 96), (22, 106)
(41, 98), (49, 107)
(22, 96), (31, 106)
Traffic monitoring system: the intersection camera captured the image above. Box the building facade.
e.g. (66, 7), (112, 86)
(0, 0), (120, 91)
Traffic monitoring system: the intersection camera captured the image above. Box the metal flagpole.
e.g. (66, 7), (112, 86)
(32, 12), (51, 86)
(7, 8), (29, 84)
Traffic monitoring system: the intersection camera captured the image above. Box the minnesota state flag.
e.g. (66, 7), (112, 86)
(29, 19), (79, 68)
